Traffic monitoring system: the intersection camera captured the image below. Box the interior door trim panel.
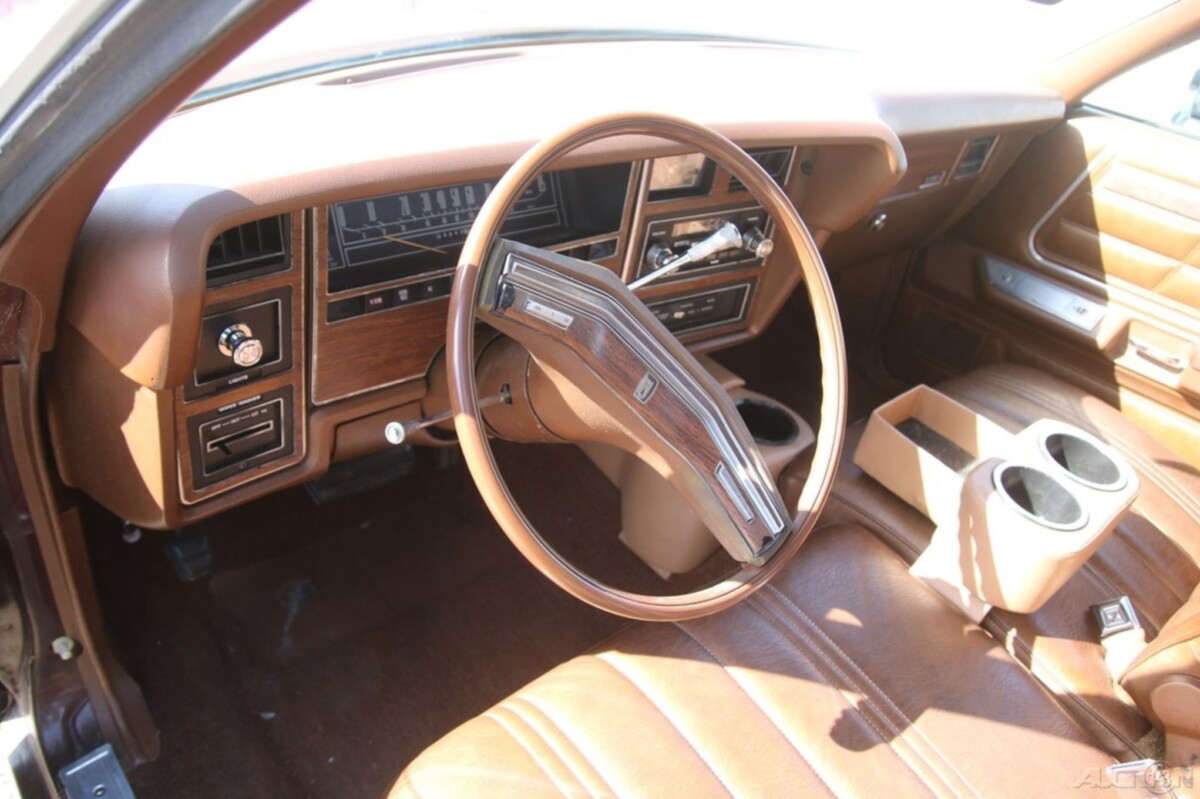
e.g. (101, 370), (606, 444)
(1024, 115), (1200, 340)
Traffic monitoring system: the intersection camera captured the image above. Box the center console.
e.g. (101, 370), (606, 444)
(854, 386), (1140, 620)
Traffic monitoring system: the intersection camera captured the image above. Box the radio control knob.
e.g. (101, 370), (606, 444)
(644, 244), (673, 270)
(742, 227), (774, 260)
(217, 323), (264, 368)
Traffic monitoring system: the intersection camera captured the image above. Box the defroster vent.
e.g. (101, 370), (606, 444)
(954, 137), (997, 179)
(206, 214), (290, 287)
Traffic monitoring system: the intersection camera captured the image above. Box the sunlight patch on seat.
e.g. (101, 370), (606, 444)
(824, 607), (863, 628)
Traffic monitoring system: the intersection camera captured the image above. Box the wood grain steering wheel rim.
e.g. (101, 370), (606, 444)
(448, 113), (846, 621)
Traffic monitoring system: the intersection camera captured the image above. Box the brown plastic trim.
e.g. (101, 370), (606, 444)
(3, 364), (158, 765)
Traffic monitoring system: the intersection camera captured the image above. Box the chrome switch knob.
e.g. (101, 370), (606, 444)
(644, 244), (674, 270)
(741, 227), (774, 259)
(217, 323), (264, 368)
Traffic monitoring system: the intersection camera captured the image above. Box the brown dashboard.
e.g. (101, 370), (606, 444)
(207, 149), (806, 496)
(49, 143), (825, 525)
(40, 40), (1065, 529)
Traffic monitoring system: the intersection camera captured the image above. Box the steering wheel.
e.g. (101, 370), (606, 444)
(447, 113), (846, 621)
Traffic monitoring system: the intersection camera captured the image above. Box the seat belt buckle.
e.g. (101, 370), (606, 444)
(1092, 596), (1148, 679)
(1092, 596), (1141, 638)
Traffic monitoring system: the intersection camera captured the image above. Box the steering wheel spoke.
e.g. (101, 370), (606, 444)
(478, 238), (788, 564)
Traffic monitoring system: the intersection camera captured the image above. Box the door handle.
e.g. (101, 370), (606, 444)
(1129, 337), (1189, 372)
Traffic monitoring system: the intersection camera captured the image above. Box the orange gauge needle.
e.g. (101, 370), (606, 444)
(382, 233), (448, 255)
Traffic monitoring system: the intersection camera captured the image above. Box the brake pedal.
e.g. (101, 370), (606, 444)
(163, 528), (214, 582)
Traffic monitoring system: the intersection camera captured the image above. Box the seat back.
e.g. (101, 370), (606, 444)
(1122, 584), (1200, 766)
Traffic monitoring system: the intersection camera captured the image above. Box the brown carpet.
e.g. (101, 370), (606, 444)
(87, 442), (735, 799)
(81, 293), (891, 798)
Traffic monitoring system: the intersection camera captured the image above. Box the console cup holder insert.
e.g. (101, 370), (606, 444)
(993, 463), (1087, 531)
(1041, 432), (1125, 491)
(735, 398), (800, 446)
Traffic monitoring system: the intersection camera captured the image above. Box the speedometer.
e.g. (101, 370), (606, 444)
(327, 174), (563, 292)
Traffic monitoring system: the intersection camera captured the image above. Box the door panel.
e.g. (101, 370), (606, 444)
(883, 113), (1200, 469)
(1034, 130), (1200, 305)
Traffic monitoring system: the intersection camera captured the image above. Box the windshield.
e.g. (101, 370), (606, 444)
(199, 0), (1177, 100)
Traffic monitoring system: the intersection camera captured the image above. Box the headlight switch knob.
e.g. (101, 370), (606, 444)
(217, 323), (264, 368)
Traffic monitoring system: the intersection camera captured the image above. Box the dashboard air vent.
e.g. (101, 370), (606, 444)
(206, 214), (290, 287)
(729, 147), (794, 193)
(954, 137), (997, 179)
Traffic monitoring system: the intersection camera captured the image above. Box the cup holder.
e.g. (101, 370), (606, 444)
(735, 398), (799, 446)
(1041, 432), (1125, 491)
(993, 463), (1087, 531)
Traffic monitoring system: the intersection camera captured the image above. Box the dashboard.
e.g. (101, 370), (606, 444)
(46, 39), (1064, 529)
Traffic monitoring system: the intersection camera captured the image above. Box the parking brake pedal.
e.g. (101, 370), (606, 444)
(163, 529), (214, 582)
(60, 744), (136, 799)
(305, 445), (416, 504)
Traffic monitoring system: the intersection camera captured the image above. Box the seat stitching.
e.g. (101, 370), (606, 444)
(737, 603), (932, 785)
(1099, 523), (1190, 608)
(504, 695), (604, 796)
(670, 621), (844, 799)
(504, 691), (624, 796)
(1092, 531), (1186, 611)
(756, 589), (975, 799)
(508, 695), (619, 791)
(973, 371), (1200, 528)
(983, 615), (1132, 763)
(758, 585), (984, 796)
(810, 516), (1142, 760)
(1072, 554), (1126, 604)
(963, 371), (1095, 431)
(482, 710), (573, 798)
(828, 493), (924, 559)
(590, 653), (738, 799)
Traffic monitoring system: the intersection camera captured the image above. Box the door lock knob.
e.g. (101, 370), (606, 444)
(217, 323), (264, 368)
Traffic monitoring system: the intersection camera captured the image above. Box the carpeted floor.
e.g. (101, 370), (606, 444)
(87, 441), (735, 799)
(80, 288), (891, 799)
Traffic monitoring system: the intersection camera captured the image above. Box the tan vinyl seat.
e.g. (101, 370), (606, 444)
(810, 363), (1200, 759)
(392, 524), (1137, 798)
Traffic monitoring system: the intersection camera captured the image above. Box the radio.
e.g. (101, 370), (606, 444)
(648, 283), (753, 334)
(637, 206), (771, 283)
